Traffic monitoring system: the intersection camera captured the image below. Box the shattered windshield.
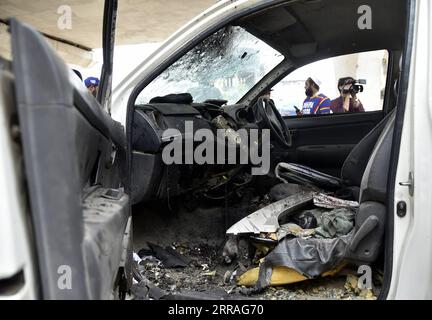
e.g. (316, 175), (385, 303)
(136, 26), (284, 104)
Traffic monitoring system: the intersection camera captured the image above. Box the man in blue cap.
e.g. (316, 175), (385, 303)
(84, 77), (100, 97)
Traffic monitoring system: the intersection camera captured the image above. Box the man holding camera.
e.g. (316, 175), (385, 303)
(331, 77), (365, 113)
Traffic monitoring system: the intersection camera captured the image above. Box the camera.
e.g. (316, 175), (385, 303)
(342, 79), (366, 94)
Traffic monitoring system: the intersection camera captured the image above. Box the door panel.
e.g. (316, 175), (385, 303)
(10, 18), (130, 299)
(283, 111), (383, 176)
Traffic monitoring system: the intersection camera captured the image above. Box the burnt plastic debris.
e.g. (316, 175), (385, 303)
(222, 234), (239, 264)
(275, 162), (342, 189)
(292, 211), (318, 229)
(146, 242), (191, 268)
(254, 231), (354, 291)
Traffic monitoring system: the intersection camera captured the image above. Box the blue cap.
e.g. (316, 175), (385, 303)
(84, 77), (100, 88)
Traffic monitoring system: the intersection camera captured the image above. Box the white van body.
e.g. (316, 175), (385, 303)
(1, 0), (431, 299)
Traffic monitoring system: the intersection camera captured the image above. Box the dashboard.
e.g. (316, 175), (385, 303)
(130, 101), (261, 204)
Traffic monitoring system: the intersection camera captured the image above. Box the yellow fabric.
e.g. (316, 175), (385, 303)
(237, 262), (347, 287)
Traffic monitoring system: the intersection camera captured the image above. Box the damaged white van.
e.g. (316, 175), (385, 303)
(0, 0), (431, 300)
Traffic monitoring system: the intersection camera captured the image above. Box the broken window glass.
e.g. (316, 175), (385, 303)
(137, 26), (284, 104)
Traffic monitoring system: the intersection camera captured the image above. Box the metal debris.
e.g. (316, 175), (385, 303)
(226, 191), (314, 235)
(313, 193), (359, 209)
(202, 270), (217, 277)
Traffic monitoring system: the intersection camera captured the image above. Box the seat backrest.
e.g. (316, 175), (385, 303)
(360, 113), (396, 203)
(341, 109), (395, 186)
(346, 110), (396, 264)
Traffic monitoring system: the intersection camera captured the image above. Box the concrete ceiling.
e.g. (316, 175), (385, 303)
(0, 0), (216, 65)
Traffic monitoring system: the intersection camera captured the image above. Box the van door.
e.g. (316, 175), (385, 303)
(9, 1), (131, 299)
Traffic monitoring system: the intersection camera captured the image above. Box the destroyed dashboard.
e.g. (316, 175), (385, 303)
(130, 100), (263, 204)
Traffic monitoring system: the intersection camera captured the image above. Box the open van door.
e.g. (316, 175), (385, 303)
(8, 0), (132, 299)
(98, 0), (117, 113)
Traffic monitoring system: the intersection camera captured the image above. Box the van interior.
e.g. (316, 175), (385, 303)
(0, 0), (410, 300)
(129, 0), (408, 300)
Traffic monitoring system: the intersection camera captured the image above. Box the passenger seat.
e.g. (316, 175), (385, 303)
(277, 56), (403, 264)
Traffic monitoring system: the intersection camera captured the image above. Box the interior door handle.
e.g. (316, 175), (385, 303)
(289, 129), (298, 138)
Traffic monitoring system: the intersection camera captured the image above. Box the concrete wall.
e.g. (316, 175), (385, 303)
(0, 0), (217, 66)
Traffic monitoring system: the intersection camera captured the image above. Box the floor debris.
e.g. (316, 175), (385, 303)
(276, 223), (316, 240)
(222, 234), (239, 264)
(145, 242), (191, 268)
(131, 242), (375, 300)
(293, 207), (355, 239)
(132, 179), (382, 300)
(344, 274), (377, 300)
(202, 270), (217, 277)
